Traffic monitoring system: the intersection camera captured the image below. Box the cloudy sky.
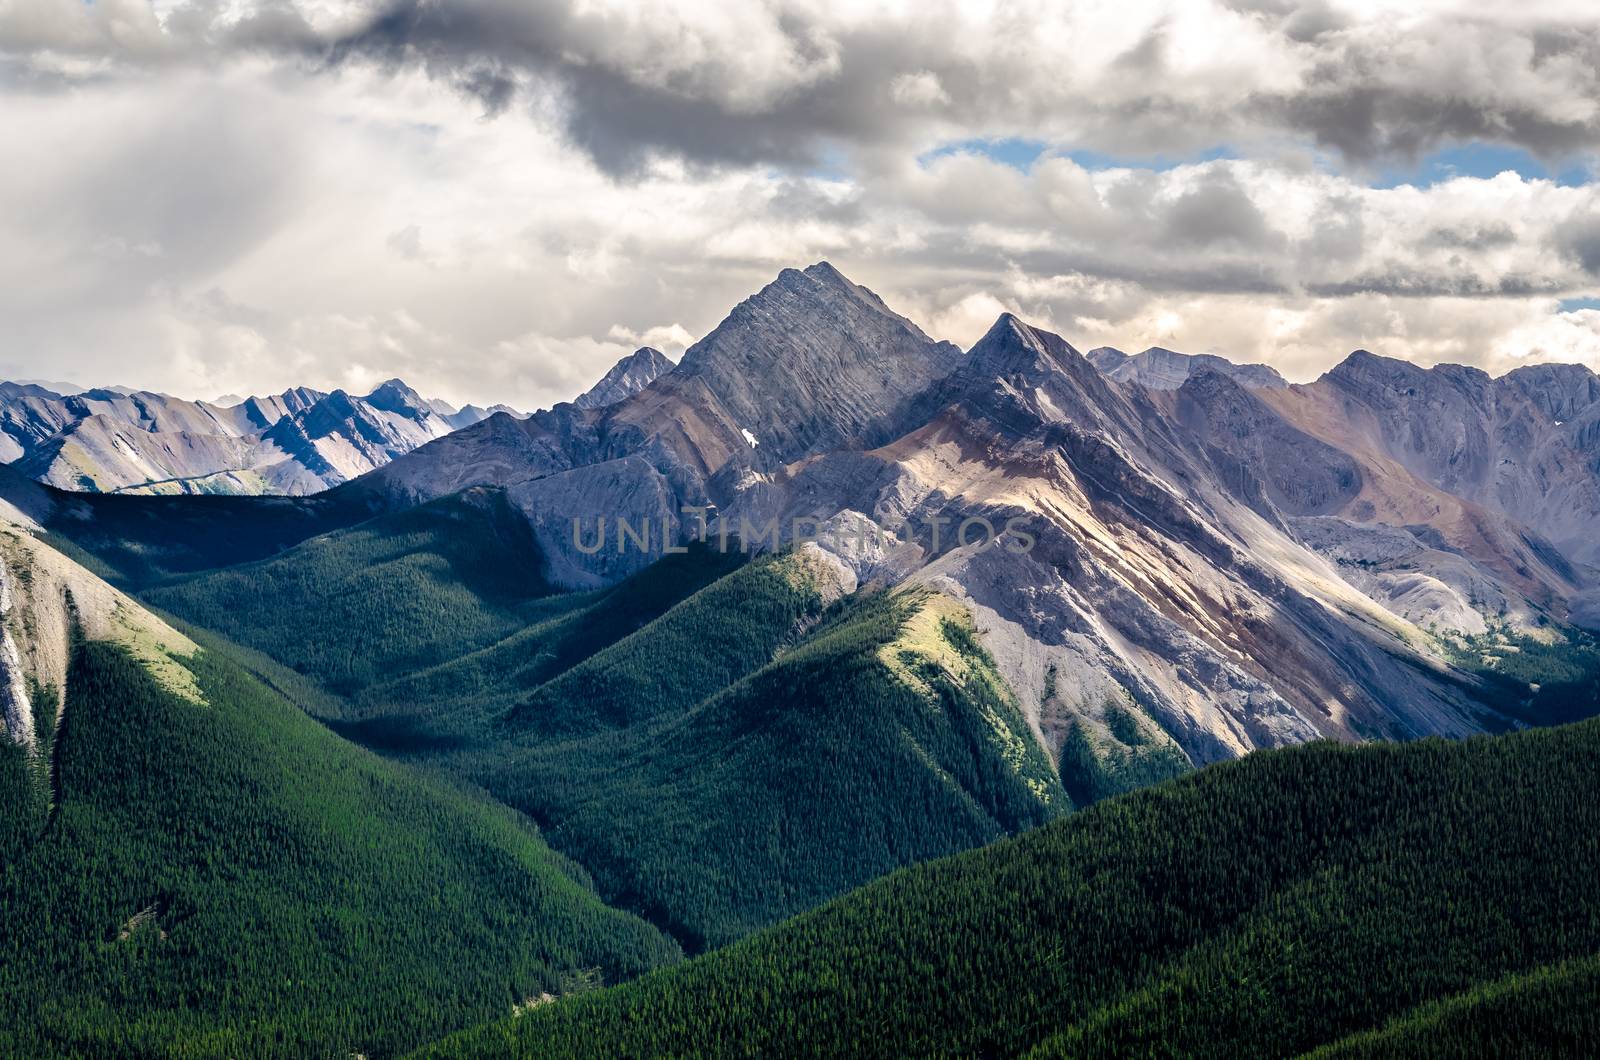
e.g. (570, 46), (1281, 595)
(3, 0), (1600, 410)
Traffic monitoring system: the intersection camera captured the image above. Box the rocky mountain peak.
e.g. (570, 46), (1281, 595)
(1324, 348), (1414, 385)
(659, 262), (962, 462)
(574, 347), (676, 410)
(911, 313), (1129, 440)
(1085, 346), (1130, 371)
(965, 313), (1090, 380)
(363, 379), (431, 420)
(1502, 362), (1600, 423)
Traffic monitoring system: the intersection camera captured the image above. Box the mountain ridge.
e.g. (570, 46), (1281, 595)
(0, 378), (511, 496)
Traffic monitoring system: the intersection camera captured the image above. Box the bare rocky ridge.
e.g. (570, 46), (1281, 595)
(0, 380), (507, 496)
(1259, 350), (1600, 571)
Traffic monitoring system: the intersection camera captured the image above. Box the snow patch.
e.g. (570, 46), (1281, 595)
(740, 427), (760, 448)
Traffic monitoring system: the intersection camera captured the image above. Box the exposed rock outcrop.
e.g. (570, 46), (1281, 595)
(0, 520), (203, 752)
(1262, 350), (1600, 571)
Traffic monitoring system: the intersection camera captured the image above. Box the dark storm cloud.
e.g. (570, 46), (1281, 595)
(316, 0), (886, 174)
(1305, 269), (1566, 299)
(8, 1), (1599, 178)
(1562, 219), (1600, 277)
(903, 229), (1293, 298)
(1276, 84), (1600, 167)
(1423, 223), (1520, 251)
(303, 0), (1600, 175)
(1159, 172), (1285, 250)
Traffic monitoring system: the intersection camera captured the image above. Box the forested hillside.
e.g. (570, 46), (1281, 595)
(480, 581), (1065, 949)
(144, 489), (554, 696)
(0, 639), (679, 1058)
(32, 481), (373, 588)
(133, 526), (1068, 950)
(419, 718), (1600, 1059)
(1304, 955), (1600, 1058)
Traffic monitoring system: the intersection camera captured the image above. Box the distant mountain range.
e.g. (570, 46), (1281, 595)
(0, 348), (674, 496)
(1085, 344), (1289, 390)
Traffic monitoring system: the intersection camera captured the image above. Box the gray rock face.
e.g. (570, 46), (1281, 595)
(1275, 350), (1600, 569)
(573, 348), (676, 410)
(0, 380), (505, 496)
(1174, 370), (1363, 520)
(0, 557), (33, 750)
(1088, 345), (1288, 390)
(646, 261), (964, 465)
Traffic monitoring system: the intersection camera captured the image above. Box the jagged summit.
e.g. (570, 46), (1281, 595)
(1320, 348), (1415, 387)
(363, 378), (432, 419)
(574, 347), (676, 410)
(948, 314), (1100, 396)
(636, 261), (962, 464)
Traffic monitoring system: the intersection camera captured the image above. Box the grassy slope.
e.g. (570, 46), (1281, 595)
(417, 719), (1600, 1059)
(0, 640), (680, 1059)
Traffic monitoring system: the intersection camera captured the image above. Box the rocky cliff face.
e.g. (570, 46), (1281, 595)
(0, 518), (202, 753)
(0, 380), (505, 496)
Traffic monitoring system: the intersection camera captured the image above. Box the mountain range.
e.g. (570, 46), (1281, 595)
(12, 259), (1600, 783)
(261, 262), (1600, 765)
(0, 350), (674, 497)
(5, 261), (1600, 1055)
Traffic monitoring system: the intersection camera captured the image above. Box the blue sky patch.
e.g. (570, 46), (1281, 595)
(919, 139), (1237, 173)
(1372, 143), (1591, 189)
(1559, 297), (1600, 314)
